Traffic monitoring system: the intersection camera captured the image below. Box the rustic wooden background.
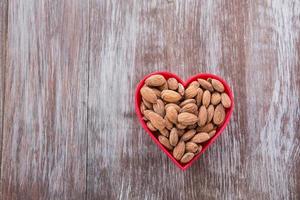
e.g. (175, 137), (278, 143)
(0, 0), (299, 199)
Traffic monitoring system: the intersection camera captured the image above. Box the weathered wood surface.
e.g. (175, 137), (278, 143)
(1, 0), (88, 199)
(1, 0), (300, 199)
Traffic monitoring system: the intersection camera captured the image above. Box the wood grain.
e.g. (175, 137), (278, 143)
(1, 0), (88, 199)
(0, 0), (8, 179)
(0, 0), (299, 199)
(88, 0), (300, 199)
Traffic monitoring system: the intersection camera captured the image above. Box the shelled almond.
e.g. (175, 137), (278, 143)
(140, 75), (232, 164)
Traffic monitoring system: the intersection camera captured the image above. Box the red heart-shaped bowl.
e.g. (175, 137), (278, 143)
(135, 72), (234, 170)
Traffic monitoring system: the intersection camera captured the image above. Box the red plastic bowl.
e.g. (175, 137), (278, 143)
(135, 72), (234, 170)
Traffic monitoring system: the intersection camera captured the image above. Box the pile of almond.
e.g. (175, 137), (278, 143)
(140, 74), (231, 164)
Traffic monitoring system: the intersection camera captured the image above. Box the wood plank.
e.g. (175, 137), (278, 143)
(0, 0), (8, 183)
(88, 0), (300, 199)
(1, 0), (88, 199)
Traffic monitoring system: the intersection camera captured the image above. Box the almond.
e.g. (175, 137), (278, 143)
(221, 93), (231, 108)
(176, 123), (187, 129)
(180, 103), (198, 114)
(153, 99), (165, 117)
(180, 152), (194, 163)
(180, 99), (196, 107)
(198, 106), (207, 127)
(197, 123), (214, 132)
(142, 116), (148, 121)
(213, 104), (225, 125)
(187, 124), (197, 130)
(181, 129), (196, 141)
(159, 128), (169, 137)
(165, 103), (180, 112)
(145, 75), (166, 86)
(178, 83), (185, 96)
(190, 81), (200, 88)
(208, 130), (216, 138)
(140, 102), (146, 114)
(143, 110), (154, 120)
(161, 90), (182, 103)
(164, 116), (173, 130)
(191, 132), (210, 143)
(140, 87), (157, 104)
(195, 145), (203, 154)
(166, 106), (178, 124)
(185, 142), (199, 153)
(185, 85), (198, 99)
(178, 112), (198, 125)
(211, 92), (221, 105)
(196, 88), (203, 107)
(158, 135), (173, 150)
(169, 128), (179, 146)
(177, 129), (185, 137)
(207, 104), (214, 123)
(158, 82), (168, 91)
(152, 88), (161, 97)
(146, 121), (157, 131)
(173, 141), (185, 160)
(167, 78), (179, 90)
(142, 98), (153, 109)
(148, 111), (166, 130)
(202, 90), (211, 108)
(211, 79), (224, 92)
(198, 78), (214, 91)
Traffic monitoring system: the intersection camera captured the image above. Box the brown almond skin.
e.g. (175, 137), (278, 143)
(158, 135), (173, 150)
(198, 78), (214, 91)
(181, 129), (196, 141)
(180, 103), (198, 114)
(180, 152), (194, 163)
(207, 104), (214, 123)
(167, 78), (179, 90)
(211, 92), (221, 105)
(159, 128), (169, 137)
(152, 88), (162, 97)
(197, 123), (214, 132)
(190, 81), (200, 87)
(187, 124), (197, 130)
(140, 102), (146, 114)
(198, 106), (207, 127)
(140, 87), (157, 104)
(196, 88), (203, 107)
(191, 132), (210, 143)
(178, 112), (198, 126)
(185, 85), (199, 99)
(202, 90), (211, 108)
(165, 103), (181, 112)
(213, 104), (226, 125)
(177, 129), (185, 137)
(176, 123), (187, 129)
(164, 116), (173, 130)
(146, 121), (157, 131)
(178, 83), (185, 96)
(185, 142), (199, 153)
(180, 99), (196, 107)
(143, 110), (154, 120)
(173, 141), (185, 160)
(211, 79), (225, 92)
(166, 106), (178, 124)
(142, 98), (153, 109)
(208, 130), (216, 138)
(153, 99), (165, 117)
(221, 93), (231, 108)
(158, 82), (168, 91)
(169, 128), (179, 146)
(145, 75), (166, 86)
(148, 112), (166, 130)
(161, 90), (182, 103)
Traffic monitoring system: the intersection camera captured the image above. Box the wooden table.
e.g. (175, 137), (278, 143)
(0, 0), (299, 199)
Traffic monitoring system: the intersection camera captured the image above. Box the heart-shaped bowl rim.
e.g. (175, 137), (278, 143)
(135, 71), (234, 170)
